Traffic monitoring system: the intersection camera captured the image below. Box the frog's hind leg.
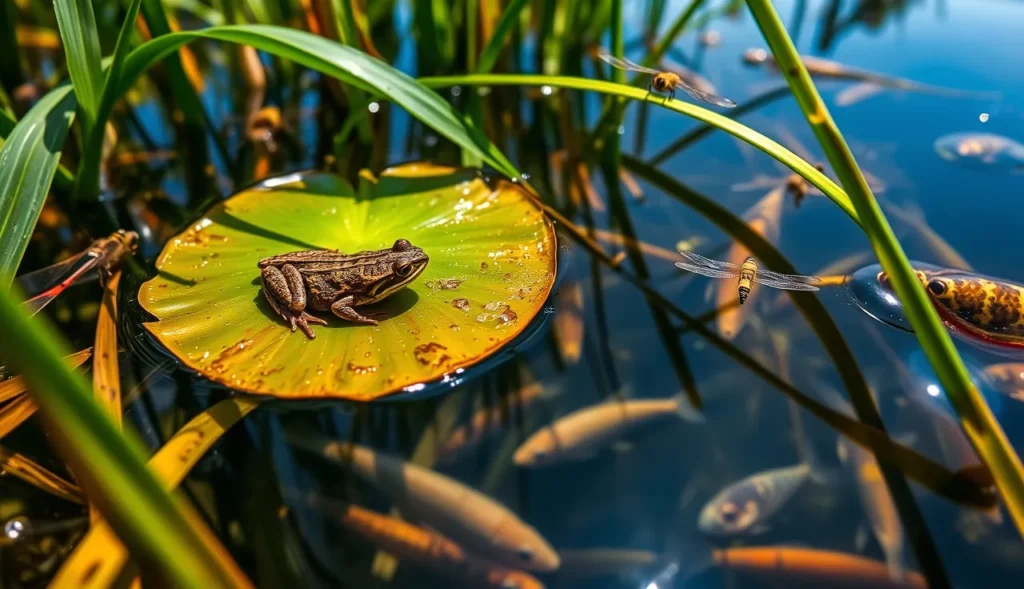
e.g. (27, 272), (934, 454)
(261, 266), (327, 339)
(331, 296), (379, 326)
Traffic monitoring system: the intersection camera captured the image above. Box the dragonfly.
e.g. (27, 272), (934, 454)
(675, 251), (822, 304)
(598, 53), (736, 108)
(16, 230), (139, 317)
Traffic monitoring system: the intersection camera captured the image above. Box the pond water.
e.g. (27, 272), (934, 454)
(6, 0), (1024, 587)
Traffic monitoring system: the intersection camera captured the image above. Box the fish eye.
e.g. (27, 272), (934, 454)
(516, 547), (533, 562)
(719, 502), (740, 524)
(927, 280), (947, 296)
(393, 239), (412, 252)
(394, 261), (413, 277)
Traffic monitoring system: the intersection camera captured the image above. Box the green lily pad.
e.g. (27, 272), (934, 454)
(138, 163), (557, 401)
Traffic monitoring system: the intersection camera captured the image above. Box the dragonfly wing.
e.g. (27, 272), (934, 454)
(676, 250), (740, 272)
(21, 253), (103, 316)
(598, 53), (660, 75)
(675, 261), (738, 279)
(753, 271), (822, 291)
(15, 253), (86, 296)
(673, 79), (737, 108)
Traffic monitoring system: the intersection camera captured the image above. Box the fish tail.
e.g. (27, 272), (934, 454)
(673, 393), (706, 424)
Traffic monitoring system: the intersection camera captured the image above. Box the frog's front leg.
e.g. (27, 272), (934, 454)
(261, 265), (328, 339)
(330, 296), (379, 326)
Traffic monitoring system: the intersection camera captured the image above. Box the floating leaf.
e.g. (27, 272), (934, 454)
(138, 164), (557, 400)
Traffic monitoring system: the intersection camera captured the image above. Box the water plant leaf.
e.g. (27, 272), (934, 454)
(0, 445), (84, 504)
(138, 164), (557, 400)
(0, 285), (253, 589)
(0, 86), (76, 286)
(53, 0), (104, 133)
(52, 396), (263, 589)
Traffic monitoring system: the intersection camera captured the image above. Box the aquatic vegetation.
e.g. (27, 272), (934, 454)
(138, 164), (556, 400)
(934, 132), (1024, 174)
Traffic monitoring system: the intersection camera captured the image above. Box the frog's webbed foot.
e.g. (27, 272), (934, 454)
(331, 296), (379, 326)
(263, 292), (328, 339)
(261, 268), (325, 339)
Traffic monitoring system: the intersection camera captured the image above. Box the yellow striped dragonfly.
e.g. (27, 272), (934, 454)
(674, 251), (822, 304)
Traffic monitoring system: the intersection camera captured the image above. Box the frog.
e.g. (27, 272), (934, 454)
(258, 239), (429, 339)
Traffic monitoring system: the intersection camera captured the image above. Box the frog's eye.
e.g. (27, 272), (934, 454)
(393, 239), (412, 252)
(394, 261), (413, 277)
(927, 279), (948, 296)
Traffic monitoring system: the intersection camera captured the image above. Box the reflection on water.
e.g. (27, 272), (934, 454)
(9, 0), (1024, 587)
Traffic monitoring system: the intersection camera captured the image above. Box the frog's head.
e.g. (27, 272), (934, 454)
(370, 239), (429, 301)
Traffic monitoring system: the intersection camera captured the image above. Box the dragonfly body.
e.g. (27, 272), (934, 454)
(675, 250), (822, 304)
(598, 53), (736, 108)
(737, 257), (757, 304)
(18, 230), (138, 317)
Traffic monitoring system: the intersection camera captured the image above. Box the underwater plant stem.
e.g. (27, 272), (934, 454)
(0, 286), (252, 588)
(745, 0), (1024, 540)
(418, 74), (859, 224)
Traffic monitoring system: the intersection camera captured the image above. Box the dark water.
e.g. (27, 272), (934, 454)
(7, 0), (1024, 587)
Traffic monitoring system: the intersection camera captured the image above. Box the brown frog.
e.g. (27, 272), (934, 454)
(258, 239), (429, 339)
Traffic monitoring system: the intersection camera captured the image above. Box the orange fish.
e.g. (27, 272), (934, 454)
(716, 186), (785, 339)
(310, 497), (544, 589)
(294, 439), (560, 571)
(709, 546), (926, 588)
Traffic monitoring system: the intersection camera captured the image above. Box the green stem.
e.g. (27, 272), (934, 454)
(745, 0), (1024, 540)
(418, 73), (858, 223)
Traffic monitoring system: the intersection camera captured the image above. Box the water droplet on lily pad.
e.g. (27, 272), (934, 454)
(138, 164), (557, 400)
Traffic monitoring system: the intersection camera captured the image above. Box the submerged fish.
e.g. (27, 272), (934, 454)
(698, 463), (812, 536)
(293, 438), (560, 571)
(308, 496), (545, 589)
(709, 546), (926, 589)
(837, 437), (904, 581)
(513, 394), (703, 467)
(743, 48), (1000, 101)
(716, 187), (786, 339)
(438, 383), (548, 464)
(934, 132), (1024, 174)
(981, 363), (1024, 403)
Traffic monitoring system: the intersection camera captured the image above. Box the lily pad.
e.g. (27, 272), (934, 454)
(138, 163), (557, 400)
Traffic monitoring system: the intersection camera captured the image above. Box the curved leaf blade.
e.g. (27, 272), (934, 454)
(0, 87), (76, 287)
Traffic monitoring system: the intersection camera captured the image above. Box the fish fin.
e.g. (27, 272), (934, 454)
(854, 522), (870, 552)
(673, 393), (706, 424)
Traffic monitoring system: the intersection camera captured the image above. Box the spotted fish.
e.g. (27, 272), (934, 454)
(906, 269), (1024, 350)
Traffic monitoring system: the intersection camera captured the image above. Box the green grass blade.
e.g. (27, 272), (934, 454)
(0, 108), (76, 192)
(53, 0), (105, 135)
(419, 73), (858, 222)
(103, 26), (517, 177)
(744, 0), (1024, 539)
(0, 87), (76, 287)
(75, 0), (145, 199)
(475, 0), (528, 73)
(0, 286), (253, 588)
